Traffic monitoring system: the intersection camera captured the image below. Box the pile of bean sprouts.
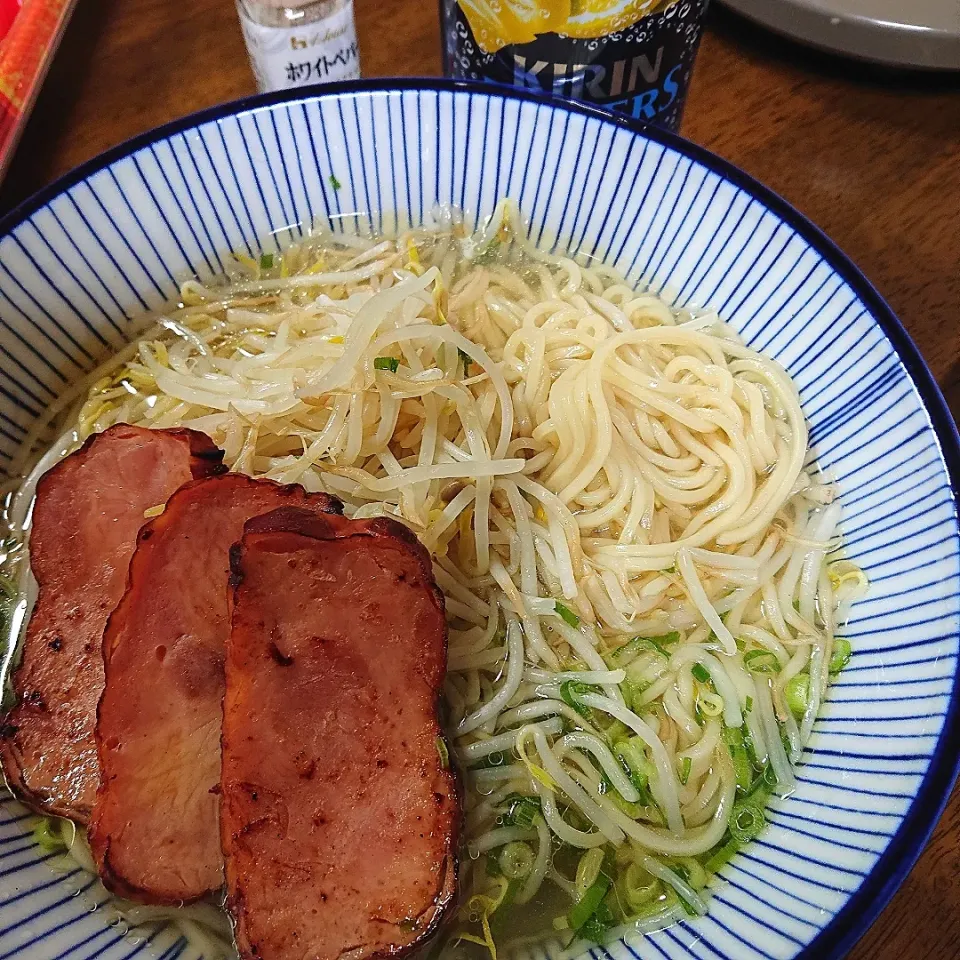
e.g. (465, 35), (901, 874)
(1, 201), (867, 959)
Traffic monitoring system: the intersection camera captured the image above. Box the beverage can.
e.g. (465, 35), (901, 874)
(236, 0), (361, 95)
(440, 0), (709, 132)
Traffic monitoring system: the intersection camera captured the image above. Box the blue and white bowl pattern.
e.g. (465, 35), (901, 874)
(0, 81), (958, 960)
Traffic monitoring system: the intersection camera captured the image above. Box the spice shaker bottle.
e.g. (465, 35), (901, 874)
(237, 0), (360, 93)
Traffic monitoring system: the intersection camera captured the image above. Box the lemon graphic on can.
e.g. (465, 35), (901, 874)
(458, 0), (677, 52)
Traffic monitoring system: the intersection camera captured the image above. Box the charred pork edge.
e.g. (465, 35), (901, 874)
(0, 425), (226, 822)
(225, 509), (461, 960)
(240, 507), (438, 607)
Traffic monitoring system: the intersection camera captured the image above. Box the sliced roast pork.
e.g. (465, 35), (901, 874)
(0, 424), (224, 821)
(89, 476), (342, 904)
(222, 507), (458, 960)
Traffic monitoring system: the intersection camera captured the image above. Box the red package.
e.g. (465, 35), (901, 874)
(0, 0), (78, 181)
(0, 0), (21, 42)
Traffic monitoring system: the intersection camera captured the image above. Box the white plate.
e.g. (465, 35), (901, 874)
(721, 0), (960, 69)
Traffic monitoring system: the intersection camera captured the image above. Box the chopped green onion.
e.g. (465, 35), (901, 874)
(785, 674), (811, 719)
(742, 725), (763, 771)
(555, 601), (580, 627)
(674, 889), (699, 917)
(501, 877), (523, 909)
(611, 632), (679, 663)
(729, 800), (766, 843)
(374, 356), (400, 373)
(435, 736), (450, 769)
(691, 663), (710, 684)
(676, 856), (707, 891)
(622, 862), (660, 910)
(704, 836), (741, 873)
(698, 691), (724, 718)
(604, 718), (629, 743)
(744, 695), (753, 714)
(614, 738), (651, 795)
(560, 680), (592, 718)
(608, 792), (645, 819)
(752, 763), (777, 797)
(472, 750), (506, 770)
(671, 862), (705, 915)
(502, 794), (541, 828)
(745, 762), (776, 803)
(605, 641), (636, 666)
(679, 756), (692, 785)
(329, 173), (342, 190)
(32, 818), (65, 853)
(830, 638), (852, 673)
(574, 847), (605, 900)
(646, 632), (679, 657)
(567, 875), (611, 933)
(619, 678), (648, 715)
(499, 841), (535, 880)
(259, 253), (274, 270)
(722, 726), (753, 793)
(743, 649), (781, 674)
(580, 902), (614, 942)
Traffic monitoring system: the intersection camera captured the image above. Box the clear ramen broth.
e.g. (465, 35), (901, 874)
(0, 201), (866, 960)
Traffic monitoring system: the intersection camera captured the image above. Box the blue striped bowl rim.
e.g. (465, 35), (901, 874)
(0, 79), (958, 960)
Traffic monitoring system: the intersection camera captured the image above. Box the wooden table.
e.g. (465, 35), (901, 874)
(1, 2), (959, 956)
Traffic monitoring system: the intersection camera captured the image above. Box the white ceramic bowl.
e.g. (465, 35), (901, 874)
(1, 80), (958, 960)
